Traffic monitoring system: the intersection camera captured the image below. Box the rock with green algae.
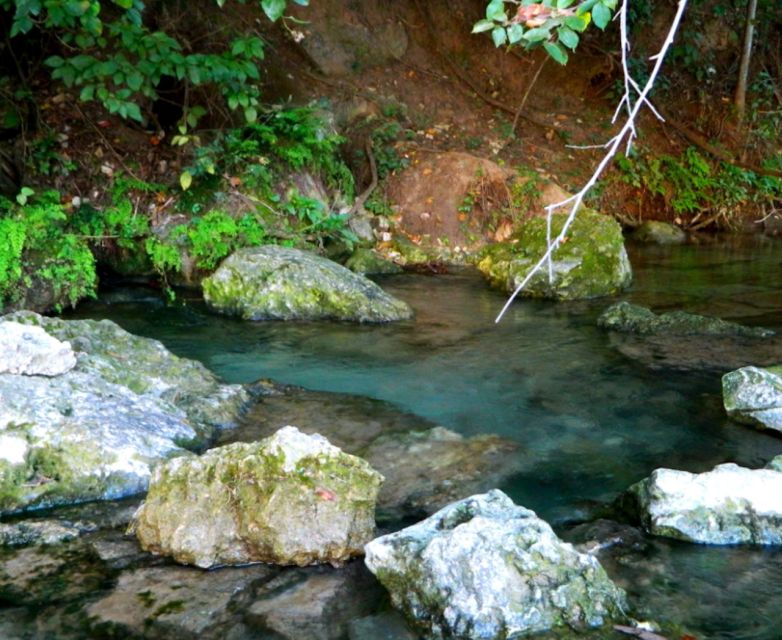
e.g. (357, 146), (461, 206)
(130, 426), (384, 568)
(722, 365), (782, 433)
(364, 490), (627, 639)
(344, 248), (402, 275)
(599, 301), (774, 338)
(202, 246), (412, 322)
(624, 461), (782, 544)
(0, 312), (249, 516)
(477, 210), (632, 300)
(631, 220), (687, 245)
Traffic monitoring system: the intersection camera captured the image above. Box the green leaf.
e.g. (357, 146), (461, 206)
(507, 23), (523, 44)
(244, 106), (258, 123)
(523, 27), (551, 43)
(44, 56), (65, 68)
(491, 26), (507, 47)
(261, 0), (286, 21)
(292, 0), (308, 4)
(592, 2), (611, 29)
(180, 171), (193, 191)
(112, 0), (133, 8)
(557, 26), (579, 50)
(543, 41), (569, 65)
(485, 0), (506, 21)
(576, 0), (598, 15)
(556, 0), (575, 7)
(564, 15), (588, 31)
(79, 85), (95, 101)
(472, 19), (496, 34)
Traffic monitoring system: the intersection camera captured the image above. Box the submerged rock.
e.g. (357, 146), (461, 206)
(625, 462), (782, 544)
(363, 426), (522, 521)
(0, 519), (97, 547)
(631, 221), (687, 245)
(364, 490), (627, 639)
(202, 246), (412, 323)
(220, 389), (523, 521)
(0, 321), (76, 376)
(131, 426), (383, 568)
(245, 562), (382, 640)
(599, 301), (774, 338)
(722, 366), (782, 433)
(0, 312), (248, 515)
(478, 210), (632, 300)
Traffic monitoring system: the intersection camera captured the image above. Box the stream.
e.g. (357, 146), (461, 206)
(4, 236), (782, 639)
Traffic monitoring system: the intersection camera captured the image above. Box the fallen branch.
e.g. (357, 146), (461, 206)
(495, 0), (690, 322)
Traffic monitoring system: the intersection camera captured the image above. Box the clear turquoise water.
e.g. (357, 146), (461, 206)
(70, 236), (782, 638)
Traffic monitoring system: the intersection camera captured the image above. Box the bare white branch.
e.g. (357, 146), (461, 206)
(495, 0), (690, 323)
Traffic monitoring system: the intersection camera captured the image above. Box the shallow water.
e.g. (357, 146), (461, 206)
(61, 235), (782, 639)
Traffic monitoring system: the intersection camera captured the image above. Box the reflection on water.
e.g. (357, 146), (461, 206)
(67, 235), (782, 639)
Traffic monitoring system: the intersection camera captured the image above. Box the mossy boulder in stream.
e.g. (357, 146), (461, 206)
(477, 210), (632, 300)
(0, 312), (249, 515)
(624, 462), (782, 544)
(599, 301), (775, 338)
(202, 246), (412, 322)
(722, 366), (782, 433)
(631, 221), (687, 245)
(130, 426), (384, 568)
(365, 490), (627, 639)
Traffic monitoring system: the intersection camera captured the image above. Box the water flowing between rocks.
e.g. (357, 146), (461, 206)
(3, 237), (782, 639)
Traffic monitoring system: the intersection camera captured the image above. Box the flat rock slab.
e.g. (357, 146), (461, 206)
(87, 564), (278, 639)
(625, 461), (782, 544)
(202, 246), (412, 323)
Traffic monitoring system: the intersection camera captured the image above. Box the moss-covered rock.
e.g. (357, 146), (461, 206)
(631, 221), (687, 245)
(722, 365), (782, 433)
(364, 490), (627, 638)
(477, 210), (632, 300)
(599, 301), (774, 338)
(624, 462), (782, 544)
(202, 246), (412, 322)
(344, 248), (402, 275)
(0, 312), (250, 515)
(130, 426), (384, 568)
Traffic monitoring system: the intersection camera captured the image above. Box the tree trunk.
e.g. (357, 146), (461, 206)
(734, 0), (759, 123)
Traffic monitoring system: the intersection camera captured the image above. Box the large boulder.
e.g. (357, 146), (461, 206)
(364, 490), (626, 639)
(599, 301), (774, 338)
(722, 366), (782, 433)
(478, 210), (632, 300)
(131, 426), (384, 568)
(202, 246), (412, 322)
(0, 312), (248, 514)
(625, 461), (782, 544)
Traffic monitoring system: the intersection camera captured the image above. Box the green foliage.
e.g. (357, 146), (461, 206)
(369, 121), (411, 179)
(177, 209), (266, 271)
(616, 147), (782, 226)
(0, 190), (97, 309)
(475, 0), (617, 65)
(1, 0), (308, 124)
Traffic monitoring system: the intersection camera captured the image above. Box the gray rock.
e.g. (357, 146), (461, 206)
(0, 312), (249, 515)
(364, 490), (626, 639)
(478, 210), (632, 300)
(626, 462), (782, 544)
(599, 301), (774, 338)
(202, 246), (412, 323)
(631, 221), (687, 245)
(245, 562), (382, 640)
(0, 519), (97, 547)
(86, 564), (276, 639)
(0, 321), (76, 376)
(345, 248), (403, 275)
(348, 612), (419, 640)
(722, 366), (782, 433)
(131, 426), (384, 568)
